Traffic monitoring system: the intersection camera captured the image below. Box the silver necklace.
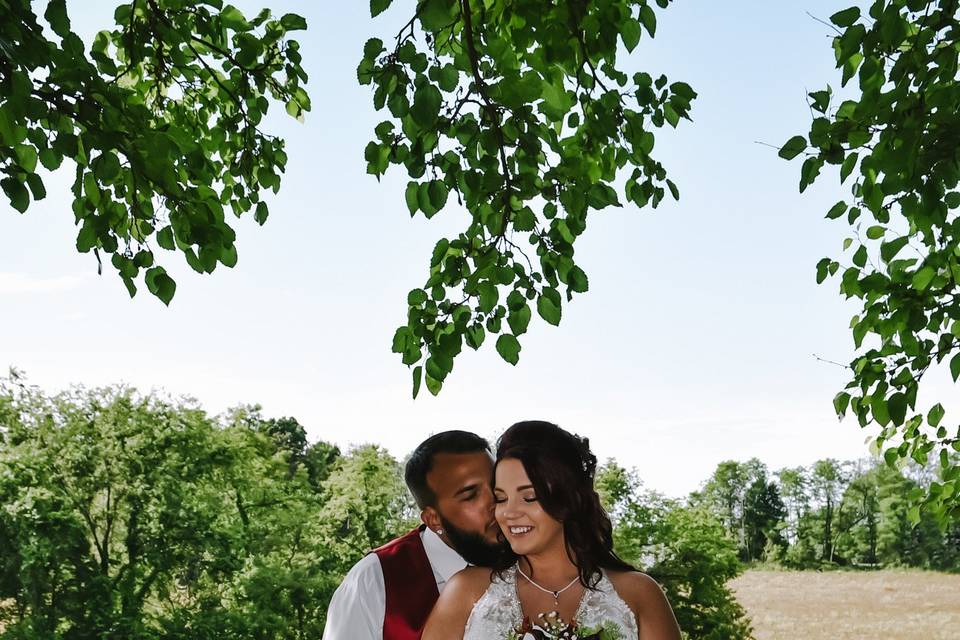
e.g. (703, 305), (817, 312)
(517, 566), (580, 608)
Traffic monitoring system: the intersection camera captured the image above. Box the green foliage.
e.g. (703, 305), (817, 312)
(692, 459), (785, 562)
(361, 0), (695, 395)
(596, 462), (755, 640)
(784, 0), (960, 526)
(0, 0), (309, 303)
(0, 377), (384, 640)
(317, 444), (419, 570)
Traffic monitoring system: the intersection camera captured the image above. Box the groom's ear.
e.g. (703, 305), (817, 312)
(421, 506), (441, 533)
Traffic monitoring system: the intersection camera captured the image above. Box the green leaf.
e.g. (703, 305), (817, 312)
(887, 392), (907, 426)
(620, 18), (642, 52)
(371, 0), (393, 17)
(255, 202), (269, 225)
(865, 225), (885, 240)
(880, 237), (909, 262)
(220, 244), (238, 268)
(1, 178), (29, 213)
(26, 174), (45, 201)
(911, 266), (936, 291)
(951, 353), (960, 383)
(884, 447), (900, 467)
(871, 393), (890, 426)
(478, 281), (498, 313)
(44, 0), (71, 38)
(778, 135), (807, 160)
(363, 37), (384, 60)
(663, 104), (679, 128)
(157, 226), (174, 250)
(928, 404), (945, 428)
(495, 334), (521, 365)
(465, 324), (485, 350)
(840, 151), (858, 182)
(425, 372), (442, 396)
(220, 5), (249, 31)
(38, 148), (62, 171)
(568, 266), (589, 293)
(14, 144), (37, 173)
(833, 391), (850, 418)
(407, 288), (428, 306)
(405, 182), (420, 215)
(427, 180), (448, 212)
(145, 267), (176, 305)
(638, 5), (656, 36)
(537, 291), (561, 326)
(826, 201), (847, 219)
(280, 13), (307, 30)
(411, 83), (442, 127)
(830, 7), (861, 28)
(507, 303), (531, 336)
(412, 365), (422, 399)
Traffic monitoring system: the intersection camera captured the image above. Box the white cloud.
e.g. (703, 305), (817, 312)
(0, 272), (89, 294)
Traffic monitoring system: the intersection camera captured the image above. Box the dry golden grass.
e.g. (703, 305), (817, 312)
(729, 569), (960, 640)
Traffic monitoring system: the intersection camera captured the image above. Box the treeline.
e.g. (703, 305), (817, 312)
(689, 457), (960, 571)
(0, 380), (955, 640)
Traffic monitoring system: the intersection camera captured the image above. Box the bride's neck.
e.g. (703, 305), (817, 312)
(520, 540), (579, 584)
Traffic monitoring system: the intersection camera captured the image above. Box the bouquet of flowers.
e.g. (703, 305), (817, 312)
(506, 612), (624, 640)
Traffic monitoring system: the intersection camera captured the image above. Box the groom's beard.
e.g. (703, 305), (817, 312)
(439, 516), (506, 567)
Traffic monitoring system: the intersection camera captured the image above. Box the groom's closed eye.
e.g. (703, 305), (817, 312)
(455, 484), (480, 501)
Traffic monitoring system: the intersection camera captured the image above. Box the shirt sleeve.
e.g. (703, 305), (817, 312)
(322, 553), (385, 640)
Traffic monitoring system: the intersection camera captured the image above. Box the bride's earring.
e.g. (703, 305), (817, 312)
(436, 529), (443, 536)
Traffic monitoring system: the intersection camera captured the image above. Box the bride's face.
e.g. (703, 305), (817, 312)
(493, 458), (564, 556)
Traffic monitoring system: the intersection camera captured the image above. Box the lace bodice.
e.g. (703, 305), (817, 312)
(462, 565), (639, 639)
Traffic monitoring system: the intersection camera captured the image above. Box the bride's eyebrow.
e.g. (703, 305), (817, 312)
(493, 483), (535, 493)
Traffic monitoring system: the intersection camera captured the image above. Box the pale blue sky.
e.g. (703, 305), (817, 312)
(4, 1), (952, 496)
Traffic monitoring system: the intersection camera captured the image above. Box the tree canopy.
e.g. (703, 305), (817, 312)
(359, 0), (694, 395)
(0, 0), (309, 302)
(780, 0), (960, 525)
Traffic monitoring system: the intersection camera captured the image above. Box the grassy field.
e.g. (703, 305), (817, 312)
(730, 569), (960, 639)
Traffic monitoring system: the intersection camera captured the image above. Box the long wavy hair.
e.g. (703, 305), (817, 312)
(493, 420), (635, 588)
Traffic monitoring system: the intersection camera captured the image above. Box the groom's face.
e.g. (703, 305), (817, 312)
(424, 451), (499, 549)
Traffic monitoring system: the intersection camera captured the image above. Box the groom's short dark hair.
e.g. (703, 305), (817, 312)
(405, 430), (490, 509)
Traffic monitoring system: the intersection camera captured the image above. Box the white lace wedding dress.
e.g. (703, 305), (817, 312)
(462, 565), (640, 639)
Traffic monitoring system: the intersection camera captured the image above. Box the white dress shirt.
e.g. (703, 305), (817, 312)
(322, 528), (467, 640)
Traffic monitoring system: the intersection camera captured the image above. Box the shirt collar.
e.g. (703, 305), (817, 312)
(421, 526), (468, 583)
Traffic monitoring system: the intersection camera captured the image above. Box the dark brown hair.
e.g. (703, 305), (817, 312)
(494, 420), (635, 588)
(405, 430), (490, 509)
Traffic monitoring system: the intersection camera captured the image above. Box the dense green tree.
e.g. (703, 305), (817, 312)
(360, 0), (695, 395)
(781, 0), (960, 525)
(808, 458), (851, 563)
(835, 463), (882, 565)
(694, 459), (782, 562)
(0, 379), (338, 639)
(317, 444), (418, 571)
(775, 466), (811, 545)
(0, 0), (309, 303)
(742, 478), (786, 562)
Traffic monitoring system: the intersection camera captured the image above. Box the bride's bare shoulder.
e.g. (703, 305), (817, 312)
(606, 570), (681, 639)
(606, 569), (664, 599)
(445, 566), (495, 598)
(421, 567), (495, 640)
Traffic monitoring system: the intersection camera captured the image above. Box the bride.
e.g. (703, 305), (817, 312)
(422, 421), (681, 640)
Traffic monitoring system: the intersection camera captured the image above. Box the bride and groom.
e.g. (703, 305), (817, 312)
(323, 421), (680, 640)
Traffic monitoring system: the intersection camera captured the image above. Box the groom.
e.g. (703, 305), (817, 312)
(322, 430), (502, 640)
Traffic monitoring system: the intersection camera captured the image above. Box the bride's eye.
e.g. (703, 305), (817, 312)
(493, 495), (507, 504)
(523, 496), (538, 503)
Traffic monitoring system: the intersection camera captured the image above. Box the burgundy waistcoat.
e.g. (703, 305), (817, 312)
(374, 526), (439, 640)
